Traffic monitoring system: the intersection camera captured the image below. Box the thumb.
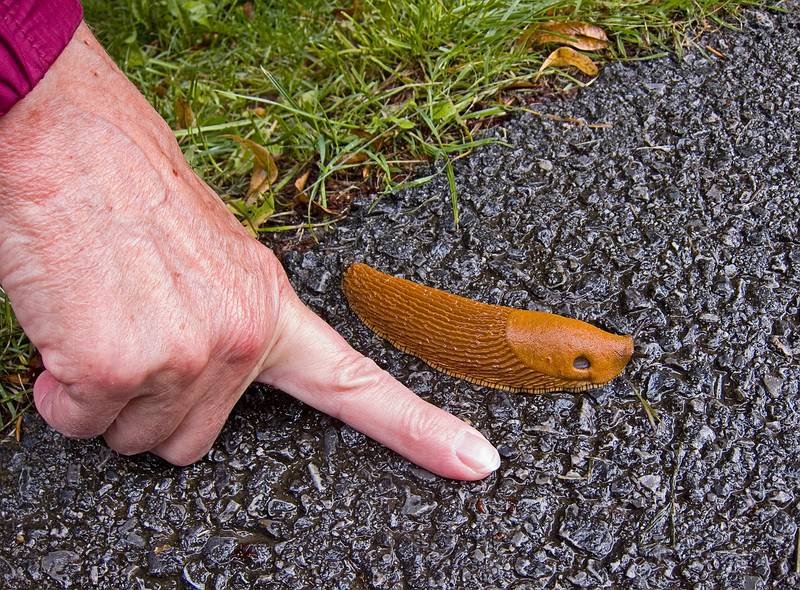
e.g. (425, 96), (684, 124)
(257, 288), (500, 481)
(33, 370), (122, 439)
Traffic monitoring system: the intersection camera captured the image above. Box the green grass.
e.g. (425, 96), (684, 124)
(1, 0), (758, 429)
(83, 0), (751, 231)
(1, 291), (35, 434)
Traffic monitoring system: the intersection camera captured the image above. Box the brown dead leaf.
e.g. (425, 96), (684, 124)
(242, 1), (254, 20)
(152, 82), (168, 98)
(538, 46), (599, 77)
(0, 373), (30, 385)
(333, 0), (360, 19)
(230, 135), (279, 198)
(247, 164), (269, 203)
(294, 170), (311, 193)
(339, 151), (369, 165)
(521, 21), (608, 51)
(15, 415), (22, 443)
(175, 98), (194, 129)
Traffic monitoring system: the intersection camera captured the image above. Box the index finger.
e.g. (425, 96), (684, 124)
(257, 292), (500, 481)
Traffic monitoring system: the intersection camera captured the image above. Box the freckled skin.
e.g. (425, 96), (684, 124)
(342, 263), (633, 393)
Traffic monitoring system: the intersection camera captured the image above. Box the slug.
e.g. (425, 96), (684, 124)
(342, 263), (633, 394)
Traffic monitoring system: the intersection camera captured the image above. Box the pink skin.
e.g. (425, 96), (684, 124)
(0, 23), (500, 480)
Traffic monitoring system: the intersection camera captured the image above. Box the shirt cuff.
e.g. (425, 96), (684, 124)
(0, 0), (83, 116)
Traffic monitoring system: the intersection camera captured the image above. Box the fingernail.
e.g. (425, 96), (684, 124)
(456, 431), (501, 475)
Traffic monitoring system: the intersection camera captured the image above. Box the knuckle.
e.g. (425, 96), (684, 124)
(83, 362), (142, 393)
(396, 403), (444, 446)
(330, 355), (385, 395)
(39, 349), (82, 387)
(226, 322), (266, 365)
(165, 341), (209, 380)
(326, 355), (389, 421)
(44, 349), (142, 394)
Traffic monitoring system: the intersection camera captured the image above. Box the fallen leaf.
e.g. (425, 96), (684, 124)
(352, 129), (375, 140)
(247, 163), (269, 203)
(295, 170), (311, 192)
(521, 21), (609, 51)
(538, 46), (599, 77)
(0, 373), (30, 384)
(152, 82), (168, 98)
(333, 0), (360, 19)
(229, 135), (279, 198)
(242, 1), (254, 20)
(339, 151), (369, 165)
(174, 98), (194, 129)
(15, 415), (22, 442)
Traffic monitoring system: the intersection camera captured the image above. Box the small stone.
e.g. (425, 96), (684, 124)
(401, 491), (437, 517)
(409, 467), (438, 483)
(559, 506), (616, 559)
(147, 546), (184, 577)
(578, 398), (596, 434)
(638, 475), (662, 495)
(42, 550), (79, 587)
(762, 374), (783, 397)
(183, 561), (212, 590)
(691, 425), (716, 450)
(307, 462), (325, 491)
(690, 398), (705, 413)
(310, 270), (331, 293)
(267, 498), (297, 519)
(202, 536), (239, 568)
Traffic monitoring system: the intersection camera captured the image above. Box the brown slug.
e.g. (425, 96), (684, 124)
(342, 263), (633, 394)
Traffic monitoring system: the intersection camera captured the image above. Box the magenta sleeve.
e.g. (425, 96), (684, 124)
(0, 0), (83, 116)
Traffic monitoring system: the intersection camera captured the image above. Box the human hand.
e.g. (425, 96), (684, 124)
(0, 23), (500, 480)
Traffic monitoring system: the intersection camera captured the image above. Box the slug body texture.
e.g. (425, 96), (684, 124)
(342, 263), (633, 394)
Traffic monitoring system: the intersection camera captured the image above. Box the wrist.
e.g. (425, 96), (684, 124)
(0, 23), (183, 213)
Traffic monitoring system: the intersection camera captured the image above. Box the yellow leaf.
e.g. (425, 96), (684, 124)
(521, 21), (609, 51)
(538, 46), (599, 77)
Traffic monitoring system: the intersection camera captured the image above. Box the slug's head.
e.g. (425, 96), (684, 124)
(507, 310), (633, 391)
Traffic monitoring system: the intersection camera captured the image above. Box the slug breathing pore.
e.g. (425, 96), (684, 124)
(342, 263), (633, 394)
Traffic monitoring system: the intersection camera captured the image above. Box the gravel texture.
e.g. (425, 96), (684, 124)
(2, 7), (799, 589)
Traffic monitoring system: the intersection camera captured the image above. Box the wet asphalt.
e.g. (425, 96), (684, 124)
(1, 5), (799, 589)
